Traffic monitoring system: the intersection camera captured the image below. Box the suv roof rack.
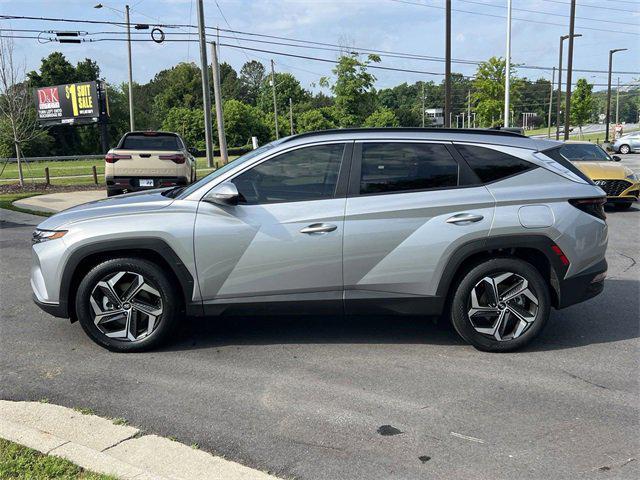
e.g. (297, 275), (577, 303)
(280, 127), (526, 144)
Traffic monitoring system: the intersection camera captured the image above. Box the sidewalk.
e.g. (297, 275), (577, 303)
(0, 400), (281, 480)
(12, 190), (106, 213)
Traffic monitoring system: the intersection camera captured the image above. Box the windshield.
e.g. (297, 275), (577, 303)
(559, 143), (611, 162)
(175, 140), (285, 198)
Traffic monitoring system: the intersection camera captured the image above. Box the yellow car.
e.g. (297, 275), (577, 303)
(560, 141), (639, 210)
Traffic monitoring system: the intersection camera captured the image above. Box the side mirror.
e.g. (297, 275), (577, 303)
(204, 182), (239, 206)
(612, 155), (621, 162)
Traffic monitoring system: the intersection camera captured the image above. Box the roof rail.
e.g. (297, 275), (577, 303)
(280, 127), (526, 144)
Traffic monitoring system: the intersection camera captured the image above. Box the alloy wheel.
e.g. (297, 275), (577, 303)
(89, 271), (163, 341)
(467, 272), (539, 341)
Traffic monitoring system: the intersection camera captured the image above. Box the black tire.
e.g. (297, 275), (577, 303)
(613, 202), (633, 210)
(450, 258), (550, 352)
(619, 144), (630, 154)
(75, 257), (179, 352)
(107, 189), (123, 197)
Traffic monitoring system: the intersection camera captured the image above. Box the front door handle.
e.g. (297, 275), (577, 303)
(300, 223), (337, 234)
(446, 213), (484, 225)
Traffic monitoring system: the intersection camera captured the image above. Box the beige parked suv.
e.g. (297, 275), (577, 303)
(105, 131), (197, 196)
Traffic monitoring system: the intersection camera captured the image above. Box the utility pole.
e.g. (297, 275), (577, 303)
(289, 97), (294, 135)
(606, 49), (627, 143)
(271, 59), (279, 139)
(125, 5), (134, 131)
(547, 66), (555, 138)
(421, 82), (425, 127)
(504, 0), (512, 128)
(211, 42), (228, 164)
(467, 89), (471, 128)
(444, 0), (451, 127)
(196, 0), (214, 167)
(556, 33), (581, 139)
(564, 0), (577, 140)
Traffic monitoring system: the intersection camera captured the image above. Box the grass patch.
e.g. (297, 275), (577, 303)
(111, 417), (128, 426)
(0, 193), (51, 217)
(0, 438), (116, 479)
(73, 407), (96, 416)
(0, 156), (234, 183)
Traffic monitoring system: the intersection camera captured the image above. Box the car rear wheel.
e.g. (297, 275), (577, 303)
(619, 144), (631, 154)
(450, 258), (550, 352)
(107, 189), (123, 197)
(75, 258), (179, 352)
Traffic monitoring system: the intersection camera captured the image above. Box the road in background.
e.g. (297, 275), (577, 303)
(1, 156), (639, 480)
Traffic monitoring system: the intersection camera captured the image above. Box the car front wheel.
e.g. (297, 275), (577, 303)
(75, 258), (179, 352)
(619, 144), (631, 154)
(450, 258), (550, 352)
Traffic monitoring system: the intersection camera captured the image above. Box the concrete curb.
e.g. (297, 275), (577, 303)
(0, 400), (281, 480)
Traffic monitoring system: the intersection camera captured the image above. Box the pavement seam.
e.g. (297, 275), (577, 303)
(101, 432), (142, 453)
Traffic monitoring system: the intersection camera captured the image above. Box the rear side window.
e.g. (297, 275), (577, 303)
(359, 143), (458, 194)
(454, 144), (534, 183)
(121, 133), (181, 151)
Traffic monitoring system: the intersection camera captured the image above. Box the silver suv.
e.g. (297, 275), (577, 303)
(31, 128), (608, 352)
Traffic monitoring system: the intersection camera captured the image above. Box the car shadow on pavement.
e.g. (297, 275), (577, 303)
(164, 279), (639, 353)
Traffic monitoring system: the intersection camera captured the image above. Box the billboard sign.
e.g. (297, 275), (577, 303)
(35, 81), (100, 125)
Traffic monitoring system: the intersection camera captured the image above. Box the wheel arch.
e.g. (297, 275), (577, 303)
(59, 238), (197, 321)
(436, 235), (565, 310)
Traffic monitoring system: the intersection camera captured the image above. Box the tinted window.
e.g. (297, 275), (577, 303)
(232, 143), (344, 204)
(559, 143), (611, 161)
(455, 144), (534, 183)
(360, 143), (458, 194)
(121, 133), (181, 150)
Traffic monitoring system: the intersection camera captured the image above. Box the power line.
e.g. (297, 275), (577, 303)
(3, 14), (639, 75)
(389, 0), (639, 36)
(535, 0), (636, 13)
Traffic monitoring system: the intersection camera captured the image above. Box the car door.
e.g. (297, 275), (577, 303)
(193, 142), (351, 314)
(342, 141), (495, 314)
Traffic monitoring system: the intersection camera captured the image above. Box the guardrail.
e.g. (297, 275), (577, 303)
(0, 154), (104, 163)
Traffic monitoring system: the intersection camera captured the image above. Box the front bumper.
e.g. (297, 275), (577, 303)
(33, 295), (67, 318)
(557, 259), (607, 309)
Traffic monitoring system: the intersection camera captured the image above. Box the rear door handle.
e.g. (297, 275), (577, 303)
(300, 223), (337, 234)
(446, 213), (484, 225)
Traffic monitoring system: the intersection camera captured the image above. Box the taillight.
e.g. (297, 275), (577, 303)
(159, 154), (186, 164)
(105, 153), (132, 163)
(569, 197), (606, 221)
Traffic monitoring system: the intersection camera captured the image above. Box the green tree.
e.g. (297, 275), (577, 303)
(472, 57), (522, 127)
(257, 72), (310, 116)
(239, 60), (266, 106)
(161, 107), (206, 150)
(151, 63), (203, 119)
(220, 62), (242, 101)
(363, 107), (399, 127)
(223, 99), (270, 146)
(320, 53), (380, 126)
(571, 78), (594, 138)
(296, 107), (339, 133)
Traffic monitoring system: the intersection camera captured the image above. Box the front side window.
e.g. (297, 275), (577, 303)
(454, 144), (534, 183)
(359, 143), (458, 195)
(232, 143), (345, 204)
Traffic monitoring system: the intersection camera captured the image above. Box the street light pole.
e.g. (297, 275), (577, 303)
(563, 0), (577, 141)
(555, 33), (581, 140)
(196, 0), (214, 167)
(125, 5), (134, 131)
(547, 66), (555, 138)
(606, 48), (628, 143)
(504, 0), (512, 128)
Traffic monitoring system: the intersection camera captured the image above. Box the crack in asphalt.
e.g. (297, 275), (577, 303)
(616, 251), (638, 272)
(561, 369), (608, 390)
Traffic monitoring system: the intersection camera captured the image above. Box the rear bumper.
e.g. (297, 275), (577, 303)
(557, 259), (607, 309)
(106, 176), (189, 192)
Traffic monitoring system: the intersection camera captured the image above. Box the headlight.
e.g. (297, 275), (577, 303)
(32, 229), (67, 244)
(626, 172), (639, 182)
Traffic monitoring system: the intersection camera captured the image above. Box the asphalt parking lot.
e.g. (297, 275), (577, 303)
(1, 154), (639, 480)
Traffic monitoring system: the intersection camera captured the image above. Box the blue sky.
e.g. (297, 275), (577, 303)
(2, 0), (639, 94)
